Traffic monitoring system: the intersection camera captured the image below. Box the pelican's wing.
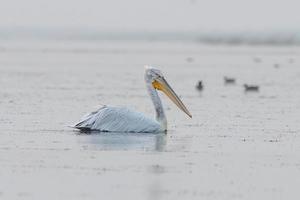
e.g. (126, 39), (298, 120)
(73, 106), (161, 133)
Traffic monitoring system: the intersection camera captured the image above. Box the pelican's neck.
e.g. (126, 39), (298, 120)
(145, 77), (167, 130)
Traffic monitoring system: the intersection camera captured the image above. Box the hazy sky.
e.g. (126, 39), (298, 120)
(0, 0), (299, 32)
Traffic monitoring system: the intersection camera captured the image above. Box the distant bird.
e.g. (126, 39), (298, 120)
(224, 76), (236, 84)
(253, 57), (262, 63)
(288, 58), (294, 64)
(72, 66), (192, 133)
(196, 81), (203, 91)
(244, 84), (259, 92)
(274, 63), (280, 68)
(186, 57), (194, 63)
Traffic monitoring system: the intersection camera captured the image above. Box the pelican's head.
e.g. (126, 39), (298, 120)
(145, 66), (192, 118)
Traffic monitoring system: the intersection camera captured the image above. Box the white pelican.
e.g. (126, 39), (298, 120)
(73, 66), (192, 133)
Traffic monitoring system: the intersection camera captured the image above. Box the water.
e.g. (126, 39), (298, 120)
(0, 40), (300, 199)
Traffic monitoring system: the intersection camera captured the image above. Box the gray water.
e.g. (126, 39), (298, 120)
(1, 40), (300, 199)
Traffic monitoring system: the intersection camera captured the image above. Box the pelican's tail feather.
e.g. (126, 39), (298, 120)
(72, 106), (107, 131)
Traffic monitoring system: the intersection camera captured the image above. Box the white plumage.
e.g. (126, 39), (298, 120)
(73, 66), (191, 133)
(74, 105), (161, 132)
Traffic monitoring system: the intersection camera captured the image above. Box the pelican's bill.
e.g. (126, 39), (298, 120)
(152, 77), (192, 118)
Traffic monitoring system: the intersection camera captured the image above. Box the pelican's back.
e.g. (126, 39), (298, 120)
(74, 106), (161, 133)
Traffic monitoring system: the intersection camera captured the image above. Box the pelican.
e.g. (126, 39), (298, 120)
(73, 66), (192, 133)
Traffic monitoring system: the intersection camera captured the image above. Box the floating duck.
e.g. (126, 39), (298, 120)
(196, 81), (203, 91)
(274, 63), (280, 68)
(186, 57), (194, 63)
(244, 84), (259, 92)
(224, 76), (236, 84)
(253, 57), (262, 63)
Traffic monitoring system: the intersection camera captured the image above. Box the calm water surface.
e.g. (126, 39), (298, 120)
(0, 40), (300, 199)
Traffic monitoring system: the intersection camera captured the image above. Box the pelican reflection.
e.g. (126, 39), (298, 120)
(76, 132), (167, 151)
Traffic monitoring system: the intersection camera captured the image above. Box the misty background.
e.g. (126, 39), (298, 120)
(0, 0), (300, 44)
